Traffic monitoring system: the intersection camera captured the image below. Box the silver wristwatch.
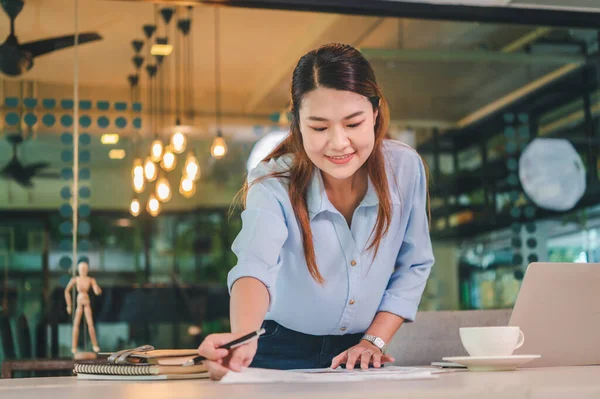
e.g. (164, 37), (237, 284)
(361, 334), (387, 354)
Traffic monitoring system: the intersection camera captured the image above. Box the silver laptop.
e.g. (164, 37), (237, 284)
(509, 262), (600, 367)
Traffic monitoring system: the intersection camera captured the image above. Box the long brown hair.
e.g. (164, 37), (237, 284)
(236, 43), (393, 284)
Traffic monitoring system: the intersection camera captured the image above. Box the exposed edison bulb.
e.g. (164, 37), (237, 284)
(160, 146), (176, 171)
(133, 173), (145, 193)
(210, 133), (227, 159)
(130, 198), (141, 216)
(143, 157), (158, 181)
(179, 175), (196, 198)
(147, 193), (160, 217)
(156, 176), (172, 202)
(171, 131), (187, 154)
(150, 139), (164, 162)
(184, 152), (200, 181)
(132, 158), (144, 178)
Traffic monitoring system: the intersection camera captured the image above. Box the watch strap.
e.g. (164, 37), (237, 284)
(361, 334), (387, 354)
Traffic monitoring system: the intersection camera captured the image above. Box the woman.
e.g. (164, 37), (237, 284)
(198, 43), (434, 379)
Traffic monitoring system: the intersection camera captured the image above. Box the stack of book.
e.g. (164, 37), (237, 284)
(74, 346), (208, 380)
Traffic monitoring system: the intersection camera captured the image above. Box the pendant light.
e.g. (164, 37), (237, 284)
(145, 59), (159, 172)
(156, 173), (172, 202)
(129, 47), (145, 198)
(211, 7), (227, 159)
(174, 7), (193, 156)
(143, 157), (158, 181)
(171, 130), (186, 154)
(183, 151), (200, 181)
(148, 5), (164, 164)
(132, 157), (144, 180)
(147, 193), (161, 217)
(179, 175), (196, 198)
(133, 172), (145, 193)
(127, 61), (146, 213)
(160, 145), (176, 171)
(130, 90), (145, 193)
(129, 198), (141, 217)
(160, 7), (187, 158)
(155, 12), (176, 174)
(150, 139), (164, 162)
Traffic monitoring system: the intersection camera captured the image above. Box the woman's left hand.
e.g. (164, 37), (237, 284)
(330, 340), (395, 370)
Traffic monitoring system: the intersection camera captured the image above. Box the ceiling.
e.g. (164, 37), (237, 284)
(0, 0), (597, 169)
(406, 0), (600, 12)
(1, 1), (590, 118)
(507, 0), (600, 12)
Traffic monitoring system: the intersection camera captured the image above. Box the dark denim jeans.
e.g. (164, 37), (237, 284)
(250, 320), (364, 370)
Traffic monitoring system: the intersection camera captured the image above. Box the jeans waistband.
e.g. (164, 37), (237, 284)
(261, 320), (364, 351)
(254, 320), (365, 369)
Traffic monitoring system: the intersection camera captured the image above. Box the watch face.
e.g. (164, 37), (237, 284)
(374, 337), (384, 348)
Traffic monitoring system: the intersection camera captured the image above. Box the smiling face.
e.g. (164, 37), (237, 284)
(298, 88), (378, 181)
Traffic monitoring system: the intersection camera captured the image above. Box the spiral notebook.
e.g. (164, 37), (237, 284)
(74, 361), (208, 380)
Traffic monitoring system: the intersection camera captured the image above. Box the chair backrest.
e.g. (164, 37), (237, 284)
(35, 315), (48, 358)
(0, 315), (16, 359)
(15, 313), (32, 359)
(387, 309), (512, 366)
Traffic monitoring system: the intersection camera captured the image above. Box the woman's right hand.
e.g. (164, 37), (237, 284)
(197, 333), (258, 381)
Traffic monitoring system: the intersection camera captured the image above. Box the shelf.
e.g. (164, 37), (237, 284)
(430, 158), (508, 197)
(431, 218), (498, 240)
(431, 204), (487, 220)
(431, 182), (600, 240)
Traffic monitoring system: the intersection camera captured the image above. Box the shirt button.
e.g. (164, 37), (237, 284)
(340, 327), (347, 331)
(350, 260), (357, 266)
(349, 300), (355, 305)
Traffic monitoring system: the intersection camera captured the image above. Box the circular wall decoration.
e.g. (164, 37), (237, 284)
(519, 138), (585, 211)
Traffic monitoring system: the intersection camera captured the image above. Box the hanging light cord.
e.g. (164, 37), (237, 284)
(146, 13), (154, 141)
(154, 4), (159, 140)
(175, 7), (181, 124)
(156, 4), (164, 138)
(72, 0), (79, 242)
(188, 6), (194, 123)
(214, 7), (221, 133)
(71, 0), (79, 322)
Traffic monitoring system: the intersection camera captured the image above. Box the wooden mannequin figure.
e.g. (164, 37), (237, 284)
(64, 261), (102, 357)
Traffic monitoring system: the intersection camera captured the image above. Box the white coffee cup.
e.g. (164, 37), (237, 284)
(459, 326), (525, 357)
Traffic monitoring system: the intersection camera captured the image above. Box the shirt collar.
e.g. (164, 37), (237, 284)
(307, 168), (380, 220)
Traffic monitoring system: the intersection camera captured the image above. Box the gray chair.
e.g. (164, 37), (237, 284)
(388, 309), (512, 366)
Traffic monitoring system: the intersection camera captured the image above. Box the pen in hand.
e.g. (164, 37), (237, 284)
(183, 328), (266, 366)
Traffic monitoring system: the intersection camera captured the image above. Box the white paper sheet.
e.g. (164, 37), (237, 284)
(219, 366), (438, 384)
(290, 366), (431, 374)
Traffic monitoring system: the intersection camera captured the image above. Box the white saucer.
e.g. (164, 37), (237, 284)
(442, 355), (541, 371)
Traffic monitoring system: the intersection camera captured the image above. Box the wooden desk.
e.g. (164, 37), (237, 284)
(1, 366), (599, 399)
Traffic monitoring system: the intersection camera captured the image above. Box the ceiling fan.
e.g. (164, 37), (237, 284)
(0, 134), (59, 188)
(0, 0), (102, 76)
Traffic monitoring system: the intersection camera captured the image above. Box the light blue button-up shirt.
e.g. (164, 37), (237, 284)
(227, 140), (434, 336)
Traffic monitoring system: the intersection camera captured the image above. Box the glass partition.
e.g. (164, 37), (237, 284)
(1, 0), (599, 369)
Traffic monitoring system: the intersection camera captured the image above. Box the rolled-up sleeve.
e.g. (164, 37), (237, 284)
(227, 179), (288, 310)
(377, 156), (434, 322)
